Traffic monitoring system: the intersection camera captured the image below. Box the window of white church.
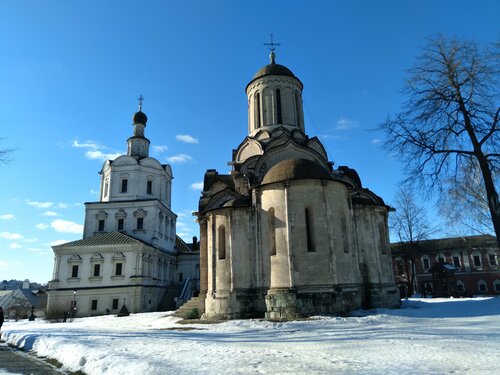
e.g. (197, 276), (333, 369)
(104, 180), (109, 198)
(98, 219), (105, 232)
(147, 179), (153, 195)
(137, 217), (144, 230)
(117, 218), (124, 231)
(91, 299), (98, 311)
(93, 263), (101, 277)
(112, 299), (119, 310)
(121, 178), (128, 193)
(115, 262), (123, 276)
(218, 225), (226, 260)
(71, 265), (79, 278)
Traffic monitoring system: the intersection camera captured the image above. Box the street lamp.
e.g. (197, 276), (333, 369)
(73, 289), (77, 318)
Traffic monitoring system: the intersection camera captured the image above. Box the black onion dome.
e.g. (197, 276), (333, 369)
(133, 110), (147, 125)
(262, 158), (331, 185)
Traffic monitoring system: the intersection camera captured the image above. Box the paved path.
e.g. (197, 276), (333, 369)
(0, 344), (61, 375)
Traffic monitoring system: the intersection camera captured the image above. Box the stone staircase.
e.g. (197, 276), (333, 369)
(174, 296), (201, 319)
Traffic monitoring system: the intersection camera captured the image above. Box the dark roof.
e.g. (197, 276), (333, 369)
(133, 110), (147, 125)
(262, 158), (331, 185)
(246, 61), (303, 91)
(53, 231), (143, 248)
(391, 234), (498, 255)
(176, 236), (197, 253)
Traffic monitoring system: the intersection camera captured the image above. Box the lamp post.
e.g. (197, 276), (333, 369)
(73, 289), (77, 318)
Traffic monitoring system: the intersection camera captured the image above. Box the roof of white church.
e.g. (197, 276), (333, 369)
(53, 231), (144, 248)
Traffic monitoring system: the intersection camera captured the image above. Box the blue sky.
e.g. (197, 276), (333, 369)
(0, 0), (498, 283)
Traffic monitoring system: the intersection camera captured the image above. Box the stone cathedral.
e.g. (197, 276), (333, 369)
(195, 51), (400, 320)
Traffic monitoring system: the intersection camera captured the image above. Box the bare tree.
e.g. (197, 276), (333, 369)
(390, 186), (438, 297)
(380, 36), (500, 247)
(439, 159), (496, 235)
(390, 186), (437, 244)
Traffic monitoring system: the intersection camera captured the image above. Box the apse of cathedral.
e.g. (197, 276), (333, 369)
(195, 48), (400, 319)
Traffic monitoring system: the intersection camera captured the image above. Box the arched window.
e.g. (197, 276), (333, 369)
(436, 253), (446, 264)
(275, 89), (282, 124)
(472, 251), (482, 268)
(218, 225), (226, 260)
(488, 251), (498, 266)
(477, 279), (487, 292)
(255, 93), (261, 129)
(269, 208), (276, 256)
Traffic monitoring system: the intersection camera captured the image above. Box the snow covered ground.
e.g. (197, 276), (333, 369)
(1, 297), (500, 375)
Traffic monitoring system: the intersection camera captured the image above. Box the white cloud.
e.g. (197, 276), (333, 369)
(24, 237), (38, 243)
(335, 116), (359, 130)
(28, 247), (42, 252)
(9, 243), (22, 249)
(50, 239), (69, 246)
(85, 150), (122, 161)
(43, 211), (59, 217)
(90, 189), (99, 195)
(51, 219), (84, 234)
(190, 182), (204, 190)
(0, 260), (9, 268)
(167, 154), (193, 164)
(0, 214), (15, 220)
(371, 139), (381, 145)
(176, 134), (198, 144)
(0, 232), (23, 240)
(72, 140), (101, 149)
(72, 139), (122, 161)
(58, 203), (68, 209)
(26, 200), (54, 209)
(36, 223), (49, 230)
(152, 145), (168, 153)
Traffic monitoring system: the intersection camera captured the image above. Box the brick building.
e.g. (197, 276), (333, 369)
(391, 235), (499, 297)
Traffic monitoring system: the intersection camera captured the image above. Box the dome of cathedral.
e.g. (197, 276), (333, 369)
(262, 158), (331, 185)
(252, 63), (296, 80)
(133, 110), (147, 125)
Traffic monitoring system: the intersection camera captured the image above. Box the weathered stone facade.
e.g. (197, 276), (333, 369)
(195, 53), (400, 320)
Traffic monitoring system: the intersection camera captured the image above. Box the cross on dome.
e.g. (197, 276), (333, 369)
(137, 95), (144, 111)
(264, 34), (280, 64)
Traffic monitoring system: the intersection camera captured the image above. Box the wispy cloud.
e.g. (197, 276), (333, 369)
(0, 260), (9, 268)
(72, 139), (122, 161)
(0, 214), (15, 220)
(43, 211), (59, 217)
(9, 243), (22, 249)
(190, 182), (204, 190)
(36, 223), (49, 230)
(51, 219), (84, 234)
(335, 116), (359, 130)
(152, 145), (168, 153)
(26, 200), (54, 209)
(371, 139), (381, 145)
(319, 134), (348, 140)
(85, 150), (122, 161)
(167, 154), (193, 164)
(0, 232), (23, 240)
(176, 134), (198, 144)
(24, 237), (38, 243)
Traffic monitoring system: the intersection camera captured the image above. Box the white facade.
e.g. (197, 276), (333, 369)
(47, 104), (198, 317)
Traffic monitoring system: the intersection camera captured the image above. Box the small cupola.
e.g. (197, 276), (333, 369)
(127, 95), (150, 159)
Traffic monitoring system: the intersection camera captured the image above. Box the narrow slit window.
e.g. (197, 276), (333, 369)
(255, 93), (261, 129)
(117, 218), (124, 231)
(305, 208), (315, 252)
(98, 219), (105, 232)
(121, 179), (128, 193)
(276, 89), (282, 124)
(269, 208), (276, 256)
(71, 265), (79, 278)
(147, 180), (153, 195)
(137, 217), (144, 230)
(218, 225), (226, 259)
(93, 263), (100, 277)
